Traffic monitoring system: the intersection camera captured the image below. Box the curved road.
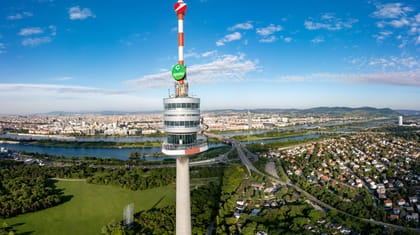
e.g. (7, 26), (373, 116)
(203, 132), (420, 234)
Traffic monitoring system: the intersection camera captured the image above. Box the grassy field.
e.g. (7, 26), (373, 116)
(0, 180), (175, 235)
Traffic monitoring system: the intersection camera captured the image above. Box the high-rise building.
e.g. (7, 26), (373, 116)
(248, 110), (252, 130)
(162, 1), (208, 234)
(398, 116), (403, 126)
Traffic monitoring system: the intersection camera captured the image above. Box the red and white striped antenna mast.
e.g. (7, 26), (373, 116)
(172, 0), (189, 97)
(174, 0), (187, 66)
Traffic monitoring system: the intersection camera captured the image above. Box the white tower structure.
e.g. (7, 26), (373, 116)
(162, 1), (208, 234)
(398, 115), (403, 126)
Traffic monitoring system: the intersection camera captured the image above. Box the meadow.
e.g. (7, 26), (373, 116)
(0, 180), (175, 235)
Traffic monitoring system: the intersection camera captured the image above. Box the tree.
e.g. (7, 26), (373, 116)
(101, 220), (127, 235)
(308, 210), (324, 222)
(290, 217), (308, 231)
(128, 151), (139, 161)
(241, 221), (257, 235)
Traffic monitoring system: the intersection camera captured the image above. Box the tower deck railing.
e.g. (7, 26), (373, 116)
(162, 139), (207, 151)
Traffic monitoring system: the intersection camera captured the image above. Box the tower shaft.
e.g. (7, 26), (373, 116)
(176, 156), (191, 235)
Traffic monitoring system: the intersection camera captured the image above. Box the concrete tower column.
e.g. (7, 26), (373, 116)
(176, 155), (191, 235)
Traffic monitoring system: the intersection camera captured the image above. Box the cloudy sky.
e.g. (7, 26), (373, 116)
(0, 0), (419, 114)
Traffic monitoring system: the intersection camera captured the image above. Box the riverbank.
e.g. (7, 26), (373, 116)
(0, 138), (162, 148)
(0, 140), (19, 144)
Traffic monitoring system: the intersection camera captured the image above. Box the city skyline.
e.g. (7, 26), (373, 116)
(0, 0), (419, 114)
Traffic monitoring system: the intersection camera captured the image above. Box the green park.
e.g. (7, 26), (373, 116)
(0, 180), (175, 235)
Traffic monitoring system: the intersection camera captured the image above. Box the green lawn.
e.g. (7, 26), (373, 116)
(0, 180), (175, 235)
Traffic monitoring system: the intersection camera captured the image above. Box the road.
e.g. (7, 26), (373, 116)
(203, 132), (420, 234)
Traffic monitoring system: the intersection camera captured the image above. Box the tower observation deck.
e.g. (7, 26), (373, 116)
(162, 1), (208, 234)
(162, 96), (208, 155)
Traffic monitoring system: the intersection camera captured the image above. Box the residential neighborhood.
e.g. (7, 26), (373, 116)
(263, 133), (419, 228)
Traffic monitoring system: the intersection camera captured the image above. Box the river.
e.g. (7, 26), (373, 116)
(0, 142), (231, 161)
(0, 134), (319, 160)
(0, 131), (271, 142)
(0, 121), (386, 160)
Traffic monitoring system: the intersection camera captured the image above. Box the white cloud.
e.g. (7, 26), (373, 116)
(324, 71), (420, 86)
(348, 55), (419, 71)
(0, 43), (5, 54)
(389, 18), (410, 27)
(276, 71), (420, 87)
(7, 12), (33, 20)
(229, 22), (253, 31)
(19, 26), (57, 46)
(54, 77), (73, 81)
(256, 24), (282, 36)
(321, 13), (335, 20)
(372, 3), (413, 19)
(304, 14), (358, 31)
(184, 51), (199, 59)
(185, 50), (217, 59)
(377, 18), (411, 28)
(0, 84), (126, 95)
(283, 37), (292, 43)
(22, 37), (51, 46)
(259, 36), (277, 43)
(69, 6), (95, 20)
(396, 35), (408, 48)
(126, 54), (257, 88)
(311, 36), (324, 43)
(216, 32), (241, 46)
(256, 24), (282, 43)
(373, 31), (393, 42)
(376, 21), (386, 28)
(0, 83), (155, 114)
(49, 25), (57, 36)
(201, 50), (216, 57)
(19, 27), (43, 36)
(370, 2), (419, 47)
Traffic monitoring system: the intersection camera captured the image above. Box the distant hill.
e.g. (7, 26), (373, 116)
(205, 107), (400, 118)
(43, 107), (403, 118)
(299, 106), (399, 117)
(395, 109), (420, 116)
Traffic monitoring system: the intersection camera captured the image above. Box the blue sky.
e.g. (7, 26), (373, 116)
(0, 0), (419, 114)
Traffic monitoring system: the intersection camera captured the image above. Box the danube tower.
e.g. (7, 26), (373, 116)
(162, 1), (208, 234)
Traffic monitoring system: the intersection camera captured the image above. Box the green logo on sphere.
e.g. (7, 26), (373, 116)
(171, 64), (186, 81)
